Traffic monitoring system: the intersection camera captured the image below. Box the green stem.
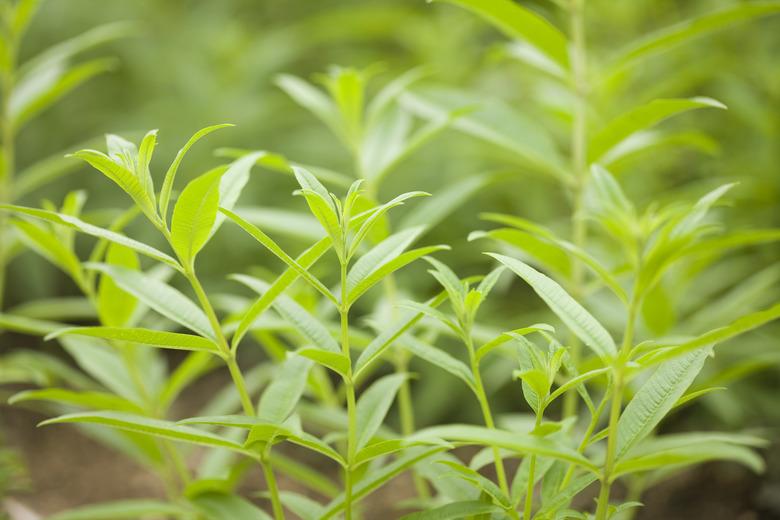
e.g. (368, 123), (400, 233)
(563, 0), (590, 420)
(594, 293), (639, 520)
(340, 260), (358, 520)
(0, 29), (17, 310)
(262, 457), (285, 520)
(523, 413), (544, 520)
(467, 337), (511, 502)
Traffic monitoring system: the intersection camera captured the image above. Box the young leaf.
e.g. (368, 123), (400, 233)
(489, 253), (617, 361)
(159, 124), (234, 221)
(171, 167), (225, 268)
(346, 226), (423, 291)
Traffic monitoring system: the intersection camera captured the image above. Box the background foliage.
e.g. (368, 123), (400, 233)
(1, 0), (779, 518)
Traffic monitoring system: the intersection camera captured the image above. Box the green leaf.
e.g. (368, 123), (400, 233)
(401, 500), (501, 520)
(46, 500), (188, 520)
(399, 174), (494, 233)
(403, 335), (475, 391)
(355, 373), (408, 451)
(431, 0), (569, 68)
(97, 243), (139, 327)
(276, 74), (341, 138)
(279, 491), (325, 520)
(617, 350), (709, 460)
(347, 245), (449, 306)
(171, 167), (225, 268)
(41, 411), (248, 452)
(475, 324), (554, 363)
(297, 348), (350, 378)
(258, 355), (312, 423)
(0, 205), (181, 270)
(220, 207), (338, 305)
(411, 424), (597, 472)
(293, 167), (343, 253)
(613, 432), (767, 479)
(490, 253), (617, 360)
(69, 148), (158, 220)
(231, 274), (340, 353)
(12, 218), (84, 285)
(136, 129), (157, 200)
(86, 263), (214, 341)
(353, 292), (448, 378)
(347, 227), (422, 293)
(8, 388), (143, 413)
(0, 312), (64, 336)
(10, 58), (116, 129)
(347, 191), (429, 259)
(320, 446), (445, 517)
(589, 97), (726, 163)
(159, 124), (234, 221)
(230, 237), (332, 350)
(46, 327), (221, 354)
(190, 491), (273, 520)
(401, 86), (566, 179)
(637, 303), (780, 366)
(611, 2), (780, 71)
(244, 424), (345, 466)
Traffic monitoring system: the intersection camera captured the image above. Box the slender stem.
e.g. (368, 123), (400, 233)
(0, 27), (17, 310)
(563, 0), (590, 420)
(340, 260), (358, 520)
(262, 458), (285, 520)
(467, 336), (511, 500)
(594, 293), (639, 520)
(523, 413), (544, 520)
(559, 389), (610, 490)
(226, 354), (256, 417)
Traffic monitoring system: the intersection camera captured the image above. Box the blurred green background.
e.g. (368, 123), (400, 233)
(2, 0), (780, 515)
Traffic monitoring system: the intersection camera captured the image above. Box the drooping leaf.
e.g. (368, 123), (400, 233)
(86, 263), (214, 341)
(490, 253), (617, 360)
(258, 355), (313, 423)
(46, 327), (221, 354)
(402, 335), (475, 391)
(589, 97), (726, 163)
(97, 243), (139, 327)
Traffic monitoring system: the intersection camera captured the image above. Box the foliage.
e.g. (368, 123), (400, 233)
(1, 0), (779, 519)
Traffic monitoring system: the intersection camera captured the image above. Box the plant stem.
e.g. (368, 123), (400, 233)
(523, 413), (544, 520)
(467, 337), (511, 500)
(594, 294), (639, 520)
(0, 29), (17, 310)
(563, 0), (590, 420)
(340, 260), (357, 520)
(262, 457), (285, 520)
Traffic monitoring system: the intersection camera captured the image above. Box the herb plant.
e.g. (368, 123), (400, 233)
(1, 0), (779, 519)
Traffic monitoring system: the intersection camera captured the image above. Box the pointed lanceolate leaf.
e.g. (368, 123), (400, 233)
(46, 327), (221, 354)
(171, 167), (225, 268)
(0, 205), (181, 270)
(401, 500), (502, 520)
(231, 274), (340, 353)
(346, 227), (422, 292)
(589, 97), (726, 163)
(97, 243), (139, 327)
(159, 124), (234, 221)
(46, 500), (189, 520)
(616, 350), (709, 460)
(490, 253), (617, 360)
(86, 263), (215, 341)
